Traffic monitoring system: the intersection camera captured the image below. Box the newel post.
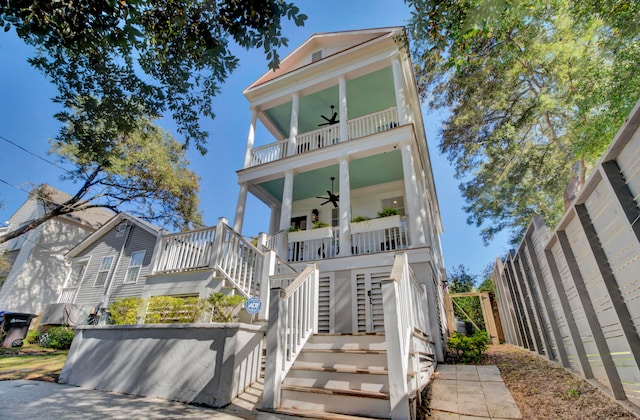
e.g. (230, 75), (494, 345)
(263, 287), (287, 409)
(211, 217), (228, 268)
(258, 250), (277, 321)
(382, 277), (410, 419)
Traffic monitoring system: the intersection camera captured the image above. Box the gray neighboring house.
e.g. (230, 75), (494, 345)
(0, 185), (114, 314)
(61, 213), (163, 314)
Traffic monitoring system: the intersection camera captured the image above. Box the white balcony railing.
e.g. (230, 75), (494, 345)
(246, 107), (399, 167)
(286, 226), (338, 263)
(351, 216), (409, 256)
(155, 226), (216, 273)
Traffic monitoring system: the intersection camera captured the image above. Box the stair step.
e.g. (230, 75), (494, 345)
(284, 368), (389, 393)
(258, 407), (386, 420)
(280, 385), (391, 418)
(291, 365), (388, 375)
(305, 333), (386, 351)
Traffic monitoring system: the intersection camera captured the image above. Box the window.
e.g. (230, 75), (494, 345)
(124, 250), (145, 284)
(95, 256), (114, 287)
(67, 259), (88, 289)
(311, 50), (323, 62)
(331, 207), (339, 227)
(381, 196), (405, 216)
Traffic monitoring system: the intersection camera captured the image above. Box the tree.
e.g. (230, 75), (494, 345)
(406, 0), (640, 243)
(1, 0), (307, 154)
(0, 116), (202, 245)
(448, 265), (485, 329)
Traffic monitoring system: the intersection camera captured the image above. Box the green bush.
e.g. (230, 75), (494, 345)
(208, 293), (245, 322)
(351, 215), (370, 222)
(46, 326), (76, 350)
(26, 329), (41, 345)
(109, 297), (144, 325)
(377, 207), (399, 218)
(145, 296), (206, 324)
(447, 330), (489, 364)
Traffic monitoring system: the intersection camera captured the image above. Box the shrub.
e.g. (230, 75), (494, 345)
(145, 296), (207, 324)
(46, 326), (76, 350)
(377, 207), (399, 218)
(312, 221), (329, 228)
(447, 330), (489, 364)
(109, 297), (144, 325)
(351, 215), (370, 222)
(208, 293), (245, 322)
(26, 329), (41, 345)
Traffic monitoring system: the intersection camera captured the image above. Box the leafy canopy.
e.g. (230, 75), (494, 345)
(407, 0), (640, 243)
(1, 0), (307, 153)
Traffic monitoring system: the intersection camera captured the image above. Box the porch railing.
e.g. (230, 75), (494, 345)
(58, 288), (77, 304)
(287, 227), (339, 263)
(348, 106), (399, 140)
(382, 252), (434, 418)
(154, 226), (217, 273)
(263, 264), (319, 409)
(246, 107), (399, 167)
(351, 217), (409, 256)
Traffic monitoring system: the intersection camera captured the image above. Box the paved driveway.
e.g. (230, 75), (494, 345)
(0, 380), (253, 419)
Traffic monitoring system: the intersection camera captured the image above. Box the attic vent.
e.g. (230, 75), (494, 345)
(311, 50), (323, 63)
(115, 222), (128, 237)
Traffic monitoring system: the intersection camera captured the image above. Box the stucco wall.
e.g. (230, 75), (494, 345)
(59, 323), (265, 407)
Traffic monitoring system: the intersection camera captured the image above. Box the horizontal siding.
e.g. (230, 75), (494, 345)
(73, 224), (157, 308)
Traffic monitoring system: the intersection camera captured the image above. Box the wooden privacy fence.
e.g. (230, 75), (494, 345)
(493, 100), (640, 409)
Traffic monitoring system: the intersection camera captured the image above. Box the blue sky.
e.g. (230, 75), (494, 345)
(0, 0), (511, 278)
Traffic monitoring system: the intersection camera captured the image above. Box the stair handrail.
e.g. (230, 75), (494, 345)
(212, 219), (265, 299)
(381, 252), (418, 419)
(263, 263), (319, 410)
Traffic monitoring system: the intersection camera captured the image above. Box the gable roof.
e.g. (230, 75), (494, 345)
(66, 212), (164, 258)
(39, 185), (114, 229)
(245, 27), (403, 91)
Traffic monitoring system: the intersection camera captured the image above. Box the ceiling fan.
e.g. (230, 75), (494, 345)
(316, 176), (340, 207)
(318, 105), (339, 126)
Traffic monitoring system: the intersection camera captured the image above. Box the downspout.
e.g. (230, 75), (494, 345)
(102, 223), (134, 309)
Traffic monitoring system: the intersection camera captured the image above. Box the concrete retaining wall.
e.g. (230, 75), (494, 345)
(59, 323), (265, 407)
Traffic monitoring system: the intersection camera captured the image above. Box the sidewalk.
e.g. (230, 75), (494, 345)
(429, 364), (522, 419)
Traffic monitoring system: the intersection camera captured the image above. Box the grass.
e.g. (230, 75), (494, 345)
(0, 342), (68, 382)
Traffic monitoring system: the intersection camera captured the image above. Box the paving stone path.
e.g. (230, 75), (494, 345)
(429, 365), (522, 419)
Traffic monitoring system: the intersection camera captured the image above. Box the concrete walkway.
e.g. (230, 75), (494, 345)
(429, 365), (522, 419)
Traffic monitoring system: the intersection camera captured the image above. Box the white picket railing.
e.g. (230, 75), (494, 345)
(249, 139), (288, 166)
(263, 264), (319, 409)
(245, 107), (399, 167)
(154, 226), (217, 273)
(295, 125), (339, 154)
(351, 217), (409, 256)
(382, 253), (432, 419)
(214, 223), (264, 299)
(348, 106), (399, 140)
(287, 227), (339, 263)
(58, 288), (77, 304)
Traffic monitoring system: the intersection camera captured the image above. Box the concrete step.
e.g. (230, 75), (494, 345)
(258, 406), (385, 420)
(280, 384), (390, 418)
(284, 366), (390, 393)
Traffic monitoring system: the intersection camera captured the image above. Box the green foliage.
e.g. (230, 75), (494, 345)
(407, 0), (640, 244)
(377, 208), (399, 218)
(26, 330), (41, 345)
(145, 296), (207, 324)
(0, 0), (307, 153)
(351, 215), (370, 223)
(312, 221), (329, 228)
(45, 326), (76, 350)
(109, 297), (144, 325)
(208, 293), (245, 323)
(448, 331), (489, 364)
(449, 265), (484, 329)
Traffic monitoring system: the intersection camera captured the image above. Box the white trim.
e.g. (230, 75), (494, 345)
(123, 250), (146, 284)
(94, 255), (115, 287)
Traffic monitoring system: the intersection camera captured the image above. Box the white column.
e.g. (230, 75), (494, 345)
(269, 204), (280, 234)
(233, 183), (248, 233)
(339, 158), (352, 256)
(339, 76), (348, 142)
(400, 142), (426, 246)
(243, 108), (258, 168)
(279, 170), (294, 231)
(287, 93), (299, 156)
(391, 57), (407, 125)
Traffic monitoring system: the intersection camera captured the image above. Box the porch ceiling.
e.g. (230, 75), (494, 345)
(263, 67), (395, 138)
(258, 150), (403, 202)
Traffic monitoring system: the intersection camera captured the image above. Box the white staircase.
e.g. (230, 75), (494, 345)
(274, 333), (394, 419)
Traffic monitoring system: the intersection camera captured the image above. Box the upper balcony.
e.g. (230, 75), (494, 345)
(247, 107), (399, 168)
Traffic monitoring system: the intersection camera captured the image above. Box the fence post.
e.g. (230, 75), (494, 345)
(263, 287), (286, 409)
(381, 277), (410, 419)
(258, 250), (277, 321)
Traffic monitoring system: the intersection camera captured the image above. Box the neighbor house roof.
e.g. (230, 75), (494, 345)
(39, 184), (115, 229)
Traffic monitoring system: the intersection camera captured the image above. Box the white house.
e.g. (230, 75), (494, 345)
(0, 185), (113, 315)
(231, 27), (448, 418)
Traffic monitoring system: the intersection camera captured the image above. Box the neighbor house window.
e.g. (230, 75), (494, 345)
(124, 250), (145, 284)
(95, 256), (114, 287)
(381, 196), (405, 216)
(67, 258), (89, 289)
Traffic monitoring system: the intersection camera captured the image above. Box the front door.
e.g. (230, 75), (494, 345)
(352, 270), (386, 333)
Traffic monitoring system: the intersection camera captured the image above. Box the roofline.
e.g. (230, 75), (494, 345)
(244, 26), (404, 94)
(66, 212), (163, 258)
